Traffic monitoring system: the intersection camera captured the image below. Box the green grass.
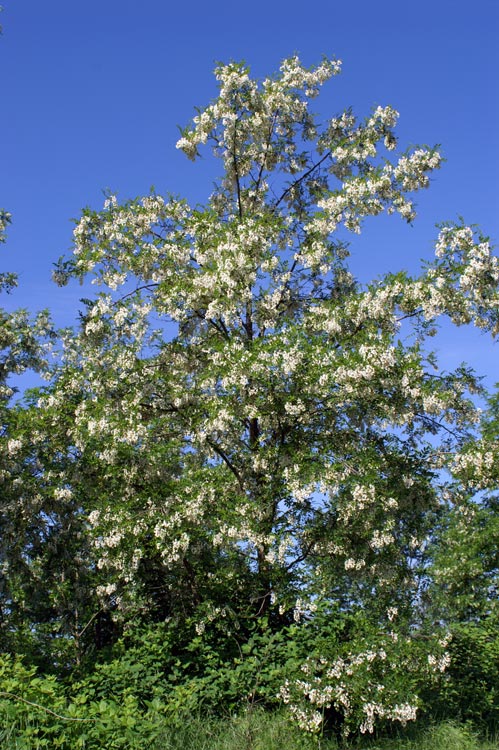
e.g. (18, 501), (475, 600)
(350, 721), (499, 750)
(1, 712), (498, 750)
(153, 710), (321, 749)
(152, 713), (499, 750)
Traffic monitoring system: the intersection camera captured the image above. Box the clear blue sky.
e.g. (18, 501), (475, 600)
(1, 0), (498, 386)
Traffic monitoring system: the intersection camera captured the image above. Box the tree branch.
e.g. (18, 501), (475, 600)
(0, 692), (96, 722)
(206, 438), (245, 491)
(273, 151), (331, 212)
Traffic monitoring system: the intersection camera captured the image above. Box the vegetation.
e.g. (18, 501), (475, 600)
(0, 56), (498, 747)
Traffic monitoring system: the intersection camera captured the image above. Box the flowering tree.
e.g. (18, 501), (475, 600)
(11, 56), (497, 732)
(0, 211), (66, 663)
(428, 385), (499, 622)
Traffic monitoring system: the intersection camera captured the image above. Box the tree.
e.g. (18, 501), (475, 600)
(0, 212), (97, 670)
(420, 388), (499, 728)
(6, 56), (499, 734)
(0, 210), (65, 663)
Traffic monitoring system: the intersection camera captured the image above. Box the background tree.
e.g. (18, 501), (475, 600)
(421, 386), (499, 729)
(0, 212), (100, 670)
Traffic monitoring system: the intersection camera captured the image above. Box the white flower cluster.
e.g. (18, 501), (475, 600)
(427, 652), (451, 672)
(0, 209), (12, 242)
(292, 596), (318, 623)
(340, 483), (377, 523)
(6, 438), (23, 456)
(425, 224), (499, 334)
(360, 701), (418, 734)
(452, 441), (498, 490)
(278, 56), (341, 93)
(279, 643), (419, 737)
(176, 56), (341, 201)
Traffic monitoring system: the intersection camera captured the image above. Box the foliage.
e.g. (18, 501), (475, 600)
(0, 652), (165, 750)
(422, 387), (499, 733)
(0, 214), (59, 668)
(422, 617), (499, 730)
(428, 496), (499, 622)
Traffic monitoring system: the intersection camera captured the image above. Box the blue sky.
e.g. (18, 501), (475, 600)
(1, 0), (498, 388)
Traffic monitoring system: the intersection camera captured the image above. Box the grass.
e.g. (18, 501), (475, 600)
(153, 712), (499, 750)
(1, 711), (498, 749)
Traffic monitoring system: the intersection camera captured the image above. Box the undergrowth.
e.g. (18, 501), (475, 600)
(2, 710), (497, 750)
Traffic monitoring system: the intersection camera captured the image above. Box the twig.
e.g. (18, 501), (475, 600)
(0, 692), (96, 722)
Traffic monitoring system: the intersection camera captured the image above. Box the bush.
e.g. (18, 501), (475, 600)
(423, 618), (499, 730)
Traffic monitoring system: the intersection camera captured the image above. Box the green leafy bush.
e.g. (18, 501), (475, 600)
(424, 618), (499, 730)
